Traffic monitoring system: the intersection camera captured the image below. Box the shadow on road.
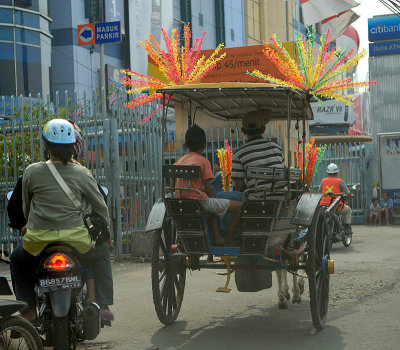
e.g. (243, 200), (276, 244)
(147, 304), (345, 350)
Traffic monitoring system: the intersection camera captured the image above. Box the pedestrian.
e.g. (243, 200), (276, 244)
(379, 191), (393, 226)
(369, 198), (381, 225)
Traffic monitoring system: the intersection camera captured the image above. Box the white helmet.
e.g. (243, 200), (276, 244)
(326, 163), (339, 174)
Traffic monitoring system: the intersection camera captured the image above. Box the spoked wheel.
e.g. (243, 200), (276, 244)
(0, 316), (43, 350)
(307, 207), (330, 331)
(151, 217), (186, 325)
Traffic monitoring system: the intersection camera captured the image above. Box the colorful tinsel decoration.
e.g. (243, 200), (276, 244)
(296, 139), (327, 188)
(247, 26), (377, 105)
(217, 140), (232, 192)
(121, 24), (226, 124)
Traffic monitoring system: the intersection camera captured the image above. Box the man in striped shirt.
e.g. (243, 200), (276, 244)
(231, 110), (285, 198)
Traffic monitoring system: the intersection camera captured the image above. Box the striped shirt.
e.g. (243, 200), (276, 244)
(231, 137), (285, 198)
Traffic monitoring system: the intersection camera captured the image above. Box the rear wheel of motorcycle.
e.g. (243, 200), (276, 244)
(0, 315), (42, 350)
(52, 316), (70, 350)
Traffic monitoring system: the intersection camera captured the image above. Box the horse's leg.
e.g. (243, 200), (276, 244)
(291, 274), (301, 304)
(276, 270), (288, 309)
(282, 269), (290, 300)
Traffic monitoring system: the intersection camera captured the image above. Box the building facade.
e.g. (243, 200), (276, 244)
(0, 0), (51, 97)
(50, 0), (128, 105)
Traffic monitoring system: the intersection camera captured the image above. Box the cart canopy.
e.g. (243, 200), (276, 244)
(157, 83), (314, 121)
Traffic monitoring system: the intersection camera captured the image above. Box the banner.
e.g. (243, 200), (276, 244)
(148, 43), (296, 84)
(309, 100), (355, 125)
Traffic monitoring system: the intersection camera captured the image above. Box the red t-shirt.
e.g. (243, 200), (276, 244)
(174, 152), (214, 200)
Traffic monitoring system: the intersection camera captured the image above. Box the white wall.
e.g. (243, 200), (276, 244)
(129, 0), (173, 75)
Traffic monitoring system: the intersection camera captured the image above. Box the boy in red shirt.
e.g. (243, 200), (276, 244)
(175, 125), (242, 245)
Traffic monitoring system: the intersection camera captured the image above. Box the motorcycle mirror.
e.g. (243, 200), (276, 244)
(351, 184), (360, 191)
(6, 191), (13, 201)
(101, 186), (109, 196)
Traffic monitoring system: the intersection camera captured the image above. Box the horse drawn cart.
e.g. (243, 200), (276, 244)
(145, 83), (334, 331)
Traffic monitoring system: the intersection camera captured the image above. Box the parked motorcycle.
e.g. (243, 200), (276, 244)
(0, 275), (42, 350)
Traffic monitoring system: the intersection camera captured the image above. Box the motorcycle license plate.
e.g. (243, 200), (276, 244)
(39, 276), (81, 289)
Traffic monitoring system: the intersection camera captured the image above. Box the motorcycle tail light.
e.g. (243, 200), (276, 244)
(43, 253), (74, 271)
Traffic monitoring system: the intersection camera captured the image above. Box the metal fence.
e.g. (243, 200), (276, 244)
(1, 96), (371, 259)
(166, 129), (370, 224)
(0, 90), (162, 259)
(311, 142), (371, 224)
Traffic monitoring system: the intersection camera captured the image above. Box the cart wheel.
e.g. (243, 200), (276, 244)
(151, 217), (186, 325)
(307, 207), (330, 331)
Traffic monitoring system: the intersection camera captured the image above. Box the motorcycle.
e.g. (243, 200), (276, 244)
(0, 274), (42, 350)
(6, 187), (111, 350)
(35, 243), (107, 350)
(324, 184), (359, 249)
(329, 204), (352, 248)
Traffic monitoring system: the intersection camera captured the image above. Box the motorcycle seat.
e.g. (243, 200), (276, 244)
(0, 300), (27, 319)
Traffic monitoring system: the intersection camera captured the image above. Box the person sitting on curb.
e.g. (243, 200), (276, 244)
(369, 198), (381, 225)
(379, 191), (393, 226)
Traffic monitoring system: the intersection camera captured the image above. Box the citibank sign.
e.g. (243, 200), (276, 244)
(368, 15), (400, 41)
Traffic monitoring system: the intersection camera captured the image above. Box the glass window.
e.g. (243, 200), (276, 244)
(0, 43), (16, 96)
(0, 26), (13, 41)
(0, 8), (13, 23)
(14, 0), (39, 11)
(0, 0), (12, 5)
(15, 10), (39, 28)
(15, 44), (42, 95)
(15, 28), (40, 45)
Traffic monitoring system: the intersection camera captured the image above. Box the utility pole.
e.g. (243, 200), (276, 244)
(100, 43), (106, 116)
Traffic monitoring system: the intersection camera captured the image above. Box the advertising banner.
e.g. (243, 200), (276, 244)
(368, 15), (400, 42)
(309, 99), (355, 125)
(148, 43), (295, 84)
(369, 39), (400, 56)
(379, 133), (400, 208)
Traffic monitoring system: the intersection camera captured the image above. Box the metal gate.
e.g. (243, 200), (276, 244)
(0, 90), (162, 259)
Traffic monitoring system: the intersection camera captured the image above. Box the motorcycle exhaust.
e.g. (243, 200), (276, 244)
(82, 302), (101, 340)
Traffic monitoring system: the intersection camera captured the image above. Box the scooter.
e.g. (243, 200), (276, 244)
(0, 274), (42, 350)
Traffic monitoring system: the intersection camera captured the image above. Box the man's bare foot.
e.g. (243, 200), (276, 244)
(100, 306), (114, 321)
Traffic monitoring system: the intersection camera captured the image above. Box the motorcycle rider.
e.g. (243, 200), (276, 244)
(319, 163), (352, 233)
(10, 119), (114, 323)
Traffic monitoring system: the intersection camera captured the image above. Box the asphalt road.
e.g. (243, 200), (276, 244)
(1, 225), (400, 350)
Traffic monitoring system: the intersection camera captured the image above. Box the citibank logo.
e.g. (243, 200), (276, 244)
(370, 23), (400, 34)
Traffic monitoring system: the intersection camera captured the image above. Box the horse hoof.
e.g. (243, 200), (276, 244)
(292, 296), (302, 304)
(278, 300), (288, 309)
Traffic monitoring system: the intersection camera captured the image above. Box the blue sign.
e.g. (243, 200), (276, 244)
(95, 21), (121, 44)
(368, 15), (400, 42)
(369, 39), (400, 56)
